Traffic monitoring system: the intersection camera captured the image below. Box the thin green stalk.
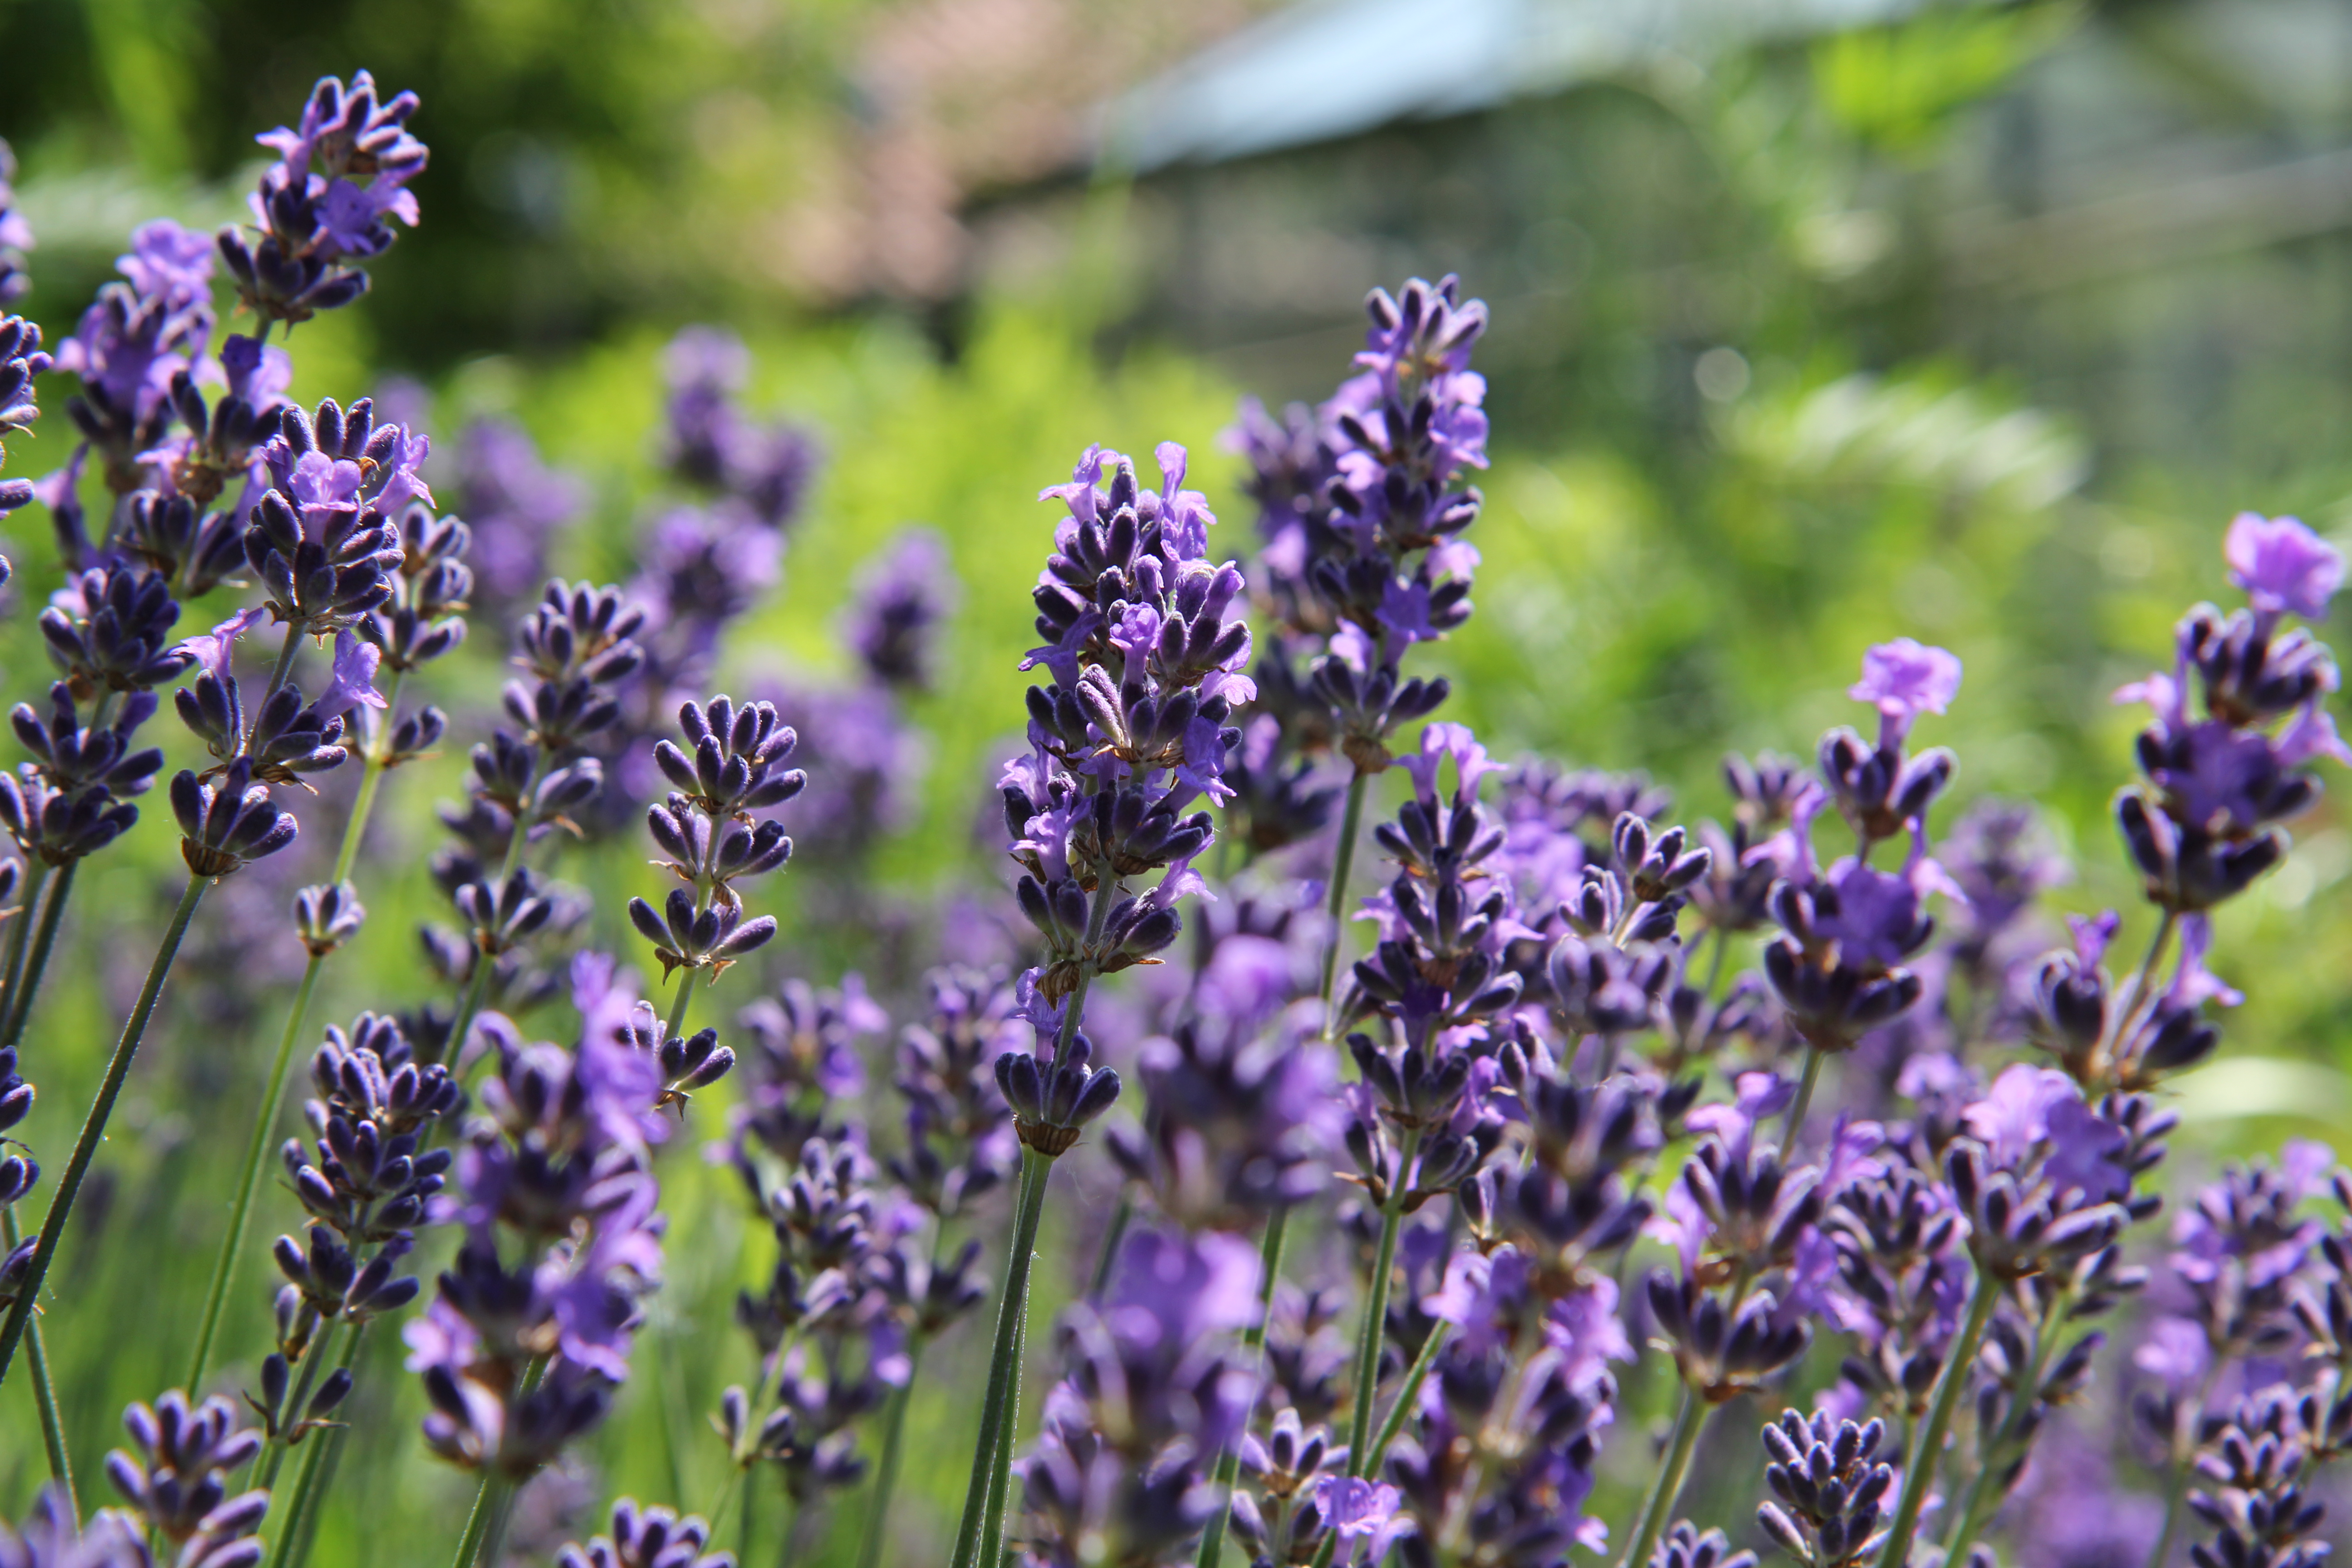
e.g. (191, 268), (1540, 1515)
(1616, 1388), (1709, 1568)
(2144, 1357), (2226, 1568)
(1366, 1319), (1450, 1476)
(1345, 1129), (1423, 1473)
(853, 1349), (922, 1568)
(1194, 1205), (1292, 1568)
(1781, 1044), (1826, 1152)
(1087, 1195), (1133, 1302)
(186, 956), (325, 1388)
(186, 663), (412, 1389)
(0, 862), (54, 1032)
(3, 1204), (75, 1514)
(1878, 1269), (2002, 1568)
(1942, 1285), (2071, 1565)
(663, 965), (696, 1043)
(974, 1230), (1036, 1568)
(1315, 772), (1371, 1039)
(263, 1323), (363, 1568)
(0, 872), (206, 1386)
(255, 1326), (333, 1491)
(3, 858), (78, 1047)
(448, 1473), (502, 1568)
(331, 668), (407, 883)
(265, 624), (304, 702)
(948, 1146), (1053, 1568)
(439, 801), (538, 1068)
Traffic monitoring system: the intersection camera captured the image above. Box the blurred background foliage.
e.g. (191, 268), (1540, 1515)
(6, 0), (2352, 1556)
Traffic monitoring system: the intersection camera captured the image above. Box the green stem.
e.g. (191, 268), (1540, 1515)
(3, 1204), (76, 1515)
(0, 872), (206, 1386)
(1879, 1269), (2002, 1568)
(255, 1322), (338, 1491)
(1942, 1285), (2071, 1563)
(1087, 1195), (1133, 1302)
(1617, 1389), (1710, 1568)
(1781, 1043), (1825, 1152)
(0, 862), (54, 1034)
(663, 964), (696, 1043)
(1316, 772), (1371, 1040)
(853, 1343), (924, 1568)
(3, 858), (78, 1047)
(975, 1235), (1035, 1568)
(265, 624), (304, 704)
(448, 1473), (501, 1568)
(1366, 1318), (1450, 1477)
(186, 955), (326, 1389)
(948, 1145), (1053, 1568)
(263, 1323), (363, 1568)
(1345, 1130), (1422, 1474)
(331, 668), (407, 884)
(1194, 1205), (1291, 1568)
(2144, 1358), (2226, 1568)
(439, 805), (538, 1068)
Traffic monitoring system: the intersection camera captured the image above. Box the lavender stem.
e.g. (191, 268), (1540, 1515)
(0, 862), (53, 1031)
(852, 1347), (922, 1568)
(1878, 1269), (2002, 1568)
(2, 859), (77, 1046)
(264, 1322), (364, 1568)
(188, 666), (411, 1388)
(0, 871), (207, 1387)
(1315, 771), (1371, 1039)
(1192, 1204), (1293, 1568)
(2143, 1356), (2227, 1568)
(948, 1143), (1053, 1568)
(1941, 1284), (2071, 1564)
(1781, 1043), (1825, 1152)
(186, 955), (325, 1387)
(1345, 1128), (1425, 1473)
(1, 1203), (75, 1513)
(1617, 1390), (1709, 1568)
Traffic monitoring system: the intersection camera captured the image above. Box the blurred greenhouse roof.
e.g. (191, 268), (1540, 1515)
(1097, 0), (1926, 172)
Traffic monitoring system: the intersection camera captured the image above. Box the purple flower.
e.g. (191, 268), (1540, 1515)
(2226, 512), (2342, 621)
(314, 631), (387, 720)
(1848, 637), (1962, 748)
(847, 527), (958, 691)
(1313, 1476), (1416, 1565)
(176, 606), (267, 684)
(1961, 1064), (2076, 1170)
(1397, 720), (1503, 807)
(2132, 1313), (2210, 1395)
(1104, 1228), (1263, 1352)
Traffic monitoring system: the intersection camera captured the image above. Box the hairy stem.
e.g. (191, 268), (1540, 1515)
(948, 1144), (1053, 1568)
(0, 872), (206, 1387)
(1617, 1389), (1710, 1568)
(1315, 771), (1371, 1039)
(3, 858), (78, 1047)
(1879, 1269), (2002, 1568)
(2, 1204), (75, 1514)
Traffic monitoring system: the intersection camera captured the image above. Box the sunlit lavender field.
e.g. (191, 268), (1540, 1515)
(1, 38), (2351, 1568)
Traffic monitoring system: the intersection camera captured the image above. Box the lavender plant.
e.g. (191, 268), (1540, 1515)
(6, 68), (2352, 1568)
